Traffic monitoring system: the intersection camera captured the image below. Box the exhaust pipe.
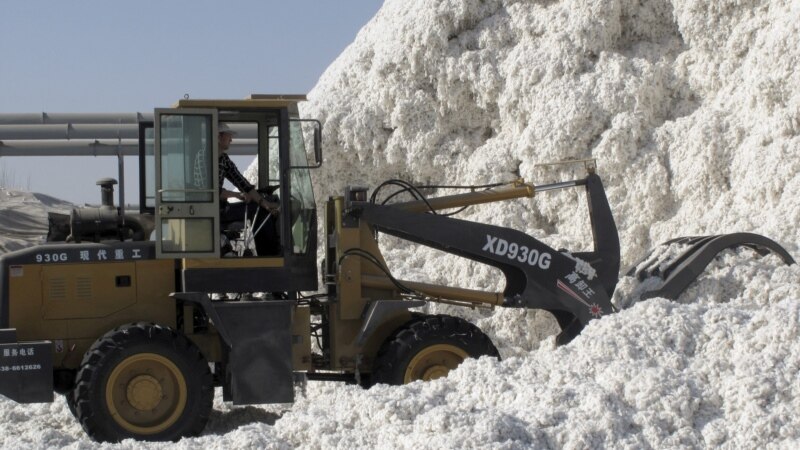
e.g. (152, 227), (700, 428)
(97, 177), (117, 209)
(46, 178), (150, 243)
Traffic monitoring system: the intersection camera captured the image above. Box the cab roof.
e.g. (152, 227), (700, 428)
(172, 94), (307, 109)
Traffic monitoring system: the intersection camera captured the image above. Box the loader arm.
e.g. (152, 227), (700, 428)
(352, 173), (620, 344)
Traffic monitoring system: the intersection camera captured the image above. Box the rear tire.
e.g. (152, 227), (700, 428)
(371, 314), (499, 386)
(73, 323), (213, 442)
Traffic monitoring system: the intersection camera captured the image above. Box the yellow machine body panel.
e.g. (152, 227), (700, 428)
(323, 196), (413, 371)
(41, 263), (137, 320)
(8, 258), (178, 369)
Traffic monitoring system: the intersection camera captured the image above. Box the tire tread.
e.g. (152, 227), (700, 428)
(371, 314), (499, 386)
(71, 322), (213, 442)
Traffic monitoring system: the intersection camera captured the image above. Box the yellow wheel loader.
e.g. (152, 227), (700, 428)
(0, 95), (793, 442)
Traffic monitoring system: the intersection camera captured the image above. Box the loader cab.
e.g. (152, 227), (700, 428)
(142, 95), (321, 293)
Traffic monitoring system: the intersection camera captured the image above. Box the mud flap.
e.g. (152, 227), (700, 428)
(215, 300), (294, 404)
(0, 329), (53, 403)
(174, 293), (294, 405)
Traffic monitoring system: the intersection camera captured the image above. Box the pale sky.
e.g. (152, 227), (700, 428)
(0, 0), (383, 204)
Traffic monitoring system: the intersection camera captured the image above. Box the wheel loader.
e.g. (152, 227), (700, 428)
(0, 95), (794, 442)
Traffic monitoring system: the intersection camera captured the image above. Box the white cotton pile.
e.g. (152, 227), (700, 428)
(2, 0), (800, 448)
(304, 0), (800, 267)
(298, 0), (800, 360)
(287, 0), (800, 447)
(268, 254), (800, 449)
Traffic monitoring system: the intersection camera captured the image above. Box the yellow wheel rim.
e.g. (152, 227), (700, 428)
(105, 353), (188, 435)
(404, 344), (469, 384)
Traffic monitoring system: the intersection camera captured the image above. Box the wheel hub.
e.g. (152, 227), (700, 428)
(126, 374), (163, 411)
(404, 344), (469, 383)
(421, 365), (449, 381)
(105, 352), (188, 434)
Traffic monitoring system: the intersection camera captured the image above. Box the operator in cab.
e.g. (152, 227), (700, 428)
(218, 122), (280, 256)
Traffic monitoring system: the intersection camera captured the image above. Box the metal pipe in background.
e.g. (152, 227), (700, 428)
(0, 139), (140, 156)
(117, 147), (125, 222)
(0, 112), (153, 125)
(0, 139), (259, 156)
(0, 124), (140, 140)
(0, 121), (258, 139)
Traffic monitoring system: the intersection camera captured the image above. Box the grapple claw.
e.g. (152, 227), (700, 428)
(631, 233), (795, 300)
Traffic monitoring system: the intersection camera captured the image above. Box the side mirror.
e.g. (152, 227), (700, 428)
(313, 121), (322, 167)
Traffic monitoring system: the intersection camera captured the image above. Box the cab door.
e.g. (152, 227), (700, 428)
(154, 109), (220, 258)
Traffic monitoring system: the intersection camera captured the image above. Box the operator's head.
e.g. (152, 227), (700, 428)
(218, 122), (237, 152)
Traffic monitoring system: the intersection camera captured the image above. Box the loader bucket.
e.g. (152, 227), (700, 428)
(629, 233), (795, 301)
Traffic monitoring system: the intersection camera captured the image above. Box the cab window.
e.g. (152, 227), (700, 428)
(159, 115), (214, 203)
(288, 120), (316, 254)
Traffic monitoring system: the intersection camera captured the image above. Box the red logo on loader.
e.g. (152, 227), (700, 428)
(557, 279), (604, 319)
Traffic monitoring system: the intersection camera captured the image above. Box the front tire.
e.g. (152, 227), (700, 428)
(73, 323), (213, 442)
(371, 314), (499, 385)
(65, 390), (78, 418)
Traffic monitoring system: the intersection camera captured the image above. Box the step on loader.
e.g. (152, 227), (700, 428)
(0, 95), (793, 442)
